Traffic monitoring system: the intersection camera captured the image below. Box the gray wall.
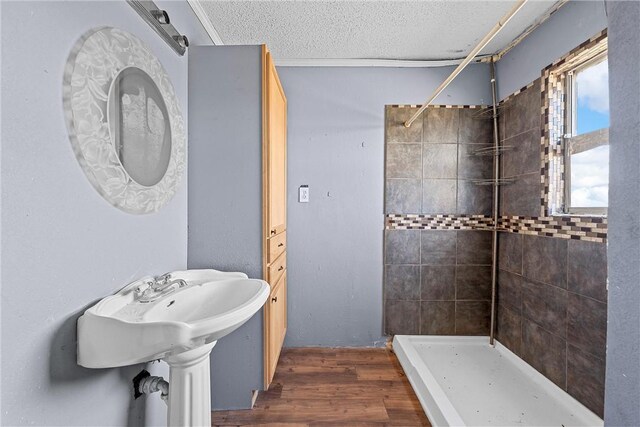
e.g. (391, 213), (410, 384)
(604, 1), (640, 425)
(0, 2), (210, 426)
(276, 65), (492, 347)
(497, 0), (607, 100)
(188, 45), (263, 410)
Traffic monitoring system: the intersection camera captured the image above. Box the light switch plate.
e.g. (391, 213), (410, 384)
(299, 185), (309, 203)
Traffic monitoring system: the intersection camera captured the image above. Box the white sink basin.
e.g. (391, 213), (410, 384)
(77, 269), (270, 426)
(78, 269), (269, 368)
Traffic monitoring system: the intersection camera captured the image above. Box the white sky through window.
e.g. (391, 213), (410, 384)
(571, 59), (609, 208)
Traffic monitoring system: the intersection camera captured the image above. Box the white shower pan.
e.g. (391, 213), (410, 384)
(393, 335), (603, 427)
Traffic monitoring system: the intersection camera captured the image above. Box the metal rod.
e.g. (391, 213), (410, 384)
(472, 102), (508, 119)
(489, 59), (500, 346)
(472, 178), (514, 186)
(404, 0), (528, 128)
(472, 145), (513, 156)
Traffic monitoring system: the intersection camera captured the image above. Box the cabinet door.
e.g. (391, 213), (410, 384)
(265, 272), (287, 386)
(262, 45), (288, 389)
(263, 48), (287, 238)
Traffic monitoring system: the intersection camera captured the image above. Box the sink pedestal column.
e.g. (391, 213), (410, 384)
(165, 341), (217, 427)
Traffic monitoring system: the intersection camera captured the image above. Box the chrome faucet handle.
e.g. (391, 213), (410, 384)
(153, 273), (172, 289)
(134, 280), (152, 297)
(134, 278), (155, 299)
(157, 273), (172, 283)
(134, 275), (187, 303)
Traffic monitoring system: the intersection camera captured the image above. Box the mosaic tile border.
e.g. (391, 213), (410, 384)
(540, 70), (565, 216)
(389, 104), (488, 109)
(498, 216), (607, 243)
(385, 214), (607, 242)
(385, 214), (493, 230)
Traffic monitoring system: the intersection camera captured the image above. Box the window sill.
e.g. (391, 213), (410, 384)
(551, 212), (607, 219)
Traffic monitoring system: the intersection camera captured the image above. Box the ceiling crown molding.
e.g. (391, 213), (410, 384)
(188, 0), (224, 45)
(274, 57), (489, 68)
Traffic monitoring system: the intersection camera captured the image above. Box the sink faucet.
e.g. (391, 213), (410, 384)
(154, 273), (187, 292)
(135, 273), (188, 303)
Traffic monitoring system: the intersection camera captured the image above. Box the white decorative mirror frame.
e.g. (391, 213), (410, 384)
(63, 27), (186, 214)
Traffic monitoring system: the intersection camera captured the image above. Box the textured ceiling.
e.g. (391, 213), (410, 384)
(197, 0), (561, 61)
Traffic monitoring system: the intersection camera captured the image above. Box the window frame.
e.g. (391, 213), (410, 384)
(562, 52), (609, 216)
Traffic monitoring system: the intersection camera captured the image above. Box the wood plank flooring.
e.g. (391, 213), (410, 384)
(212, 348), (431, 426)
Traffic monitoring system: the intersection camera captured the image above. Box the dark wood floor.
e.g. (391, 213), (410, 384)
(212, 347), (431, 426)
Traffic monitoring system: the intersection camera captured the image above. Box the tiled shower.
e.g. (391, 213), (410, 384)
(496, 80), (607, 417)
(384, 106), (494, 335)
(384, 81), (608, 416)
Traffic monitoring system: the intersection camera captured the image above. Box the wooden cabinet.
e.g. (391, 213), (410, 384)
(267, 231), (286, 263)
(262, 46), (287, 388)
(189, 44), (288, 408)
(267, 251), (287, 285)
(264, 48), (287, 238)
(265, 272), (287, 384)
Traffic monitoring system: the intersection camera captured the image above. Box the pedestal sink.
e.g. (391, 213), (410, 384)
(77, 269), (270, 426)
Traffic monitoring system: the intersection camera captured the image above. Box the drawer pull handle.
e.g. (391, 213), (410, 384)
(278, 243), (284, 247)
(278, 266), (284, 271)
(270, 229), (277, 235)
(272, 296), (278, 303)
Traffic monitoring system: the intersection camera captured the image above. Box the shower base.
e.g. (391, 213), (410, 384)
(393, 335), (603, 427)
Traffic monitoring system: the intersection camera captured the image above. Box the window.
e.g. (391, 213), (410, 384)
(563, 55), (610, 214)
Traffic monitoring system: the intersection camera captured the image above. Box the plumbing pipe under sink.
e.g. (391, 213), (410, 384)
(77, 269), (270, 427)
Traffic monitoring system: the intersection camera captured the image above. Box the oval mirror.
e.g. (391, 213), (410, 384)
(63, 27), (186, 214)
(108, 67), (172, 187)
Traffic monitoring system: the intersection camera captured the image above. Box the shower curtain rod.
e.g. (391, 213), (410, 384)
(404, 0), (528, 128)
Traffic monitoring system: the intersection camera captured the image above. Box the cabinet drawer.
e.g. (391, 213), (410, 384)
(268, 231), (286, 263)
(268, 251), (286, 285)
(267, 224), (286, 239)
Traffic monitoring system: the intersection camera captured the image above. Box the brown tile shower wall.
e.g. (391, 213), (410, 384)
(385, 106), (493, 215)
(496, 81), (608, 417)
(384, 106), (494, 336)
(495, 233), (607, 417)
(384, 229), (493, 335)
(499, 79), (542, 217)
